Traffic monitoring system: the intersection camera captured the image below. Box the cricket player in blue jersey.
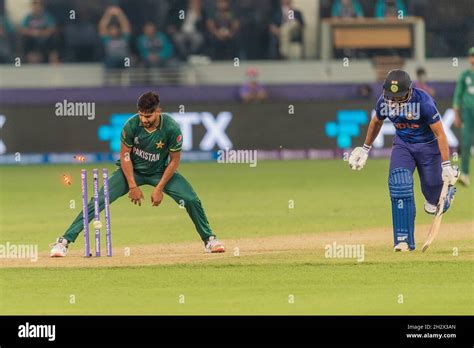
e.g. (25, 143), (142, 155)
(349, 70), (459, 251)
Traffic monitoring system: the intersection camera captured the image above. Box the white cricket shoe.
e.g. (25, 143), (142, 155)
(458, 173), (470, 187)
(50, 237), (69, 257)
(394, 242), (410, 252)
(204, 236), (225, 253)
(424, 201), (437, 215)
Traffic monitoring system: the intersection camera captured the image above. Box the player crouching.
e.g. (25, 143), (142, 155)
(50, 92), (225, 257)
(349, 70), (459, 251)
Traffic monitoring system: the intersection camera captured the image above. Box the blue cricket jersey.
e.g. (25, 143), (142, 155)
(375, 87), (441, 144)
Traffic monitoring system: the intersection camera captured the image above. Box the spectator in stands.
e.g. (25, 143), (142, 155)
(269, 0), (304, 60)
(20, 0), (59, 63)
(375, 0), (407, 19)
(63, 6), (100, 62)
(167, 0), (206, 61)
(414, 67), (436, 97)
(206, 0), (240, 60)
(331, 0), (364, 19)
(98, 6), (131, 70)
(0, 13), (13, 63)
(239, 67), (267, 103)
(137, 21), (173, 67)
(235, 0), (272, 59)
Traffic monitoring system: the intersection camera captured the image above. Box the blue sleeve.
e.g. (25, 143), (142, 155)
(420, 95), (441, 125)
(375, 95), (386, 120)
(158, 33), (173, 60)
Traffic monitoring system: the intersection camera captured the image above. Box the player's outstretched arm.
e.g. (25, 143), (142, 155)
(151, 151), (181, 206)
(348, 116), (384, 170)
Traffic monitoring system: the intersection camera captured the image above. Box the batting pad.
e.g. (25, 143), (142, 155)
(388, 168), (416, 250)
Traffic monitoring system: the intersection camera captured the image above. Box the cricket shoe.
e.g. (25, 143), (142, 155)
(423, 201), (437, 215)
(441, 185), (456, 213)
(424, 185), (456, 215)
(204, 236), (225, 253)
(393, 242), (411, 252)
(458, 173), (470, 187)
(50, 237), (69, 257)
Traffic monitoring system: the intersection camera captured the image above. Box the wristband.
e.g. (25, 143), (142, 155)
(441, 161), (451, 167)
(362, 144), (372, 152)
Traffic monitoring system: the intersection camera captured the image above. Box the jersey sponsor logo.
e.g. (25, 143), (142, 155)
(132, 147), (160, 162)
(176, 134), (182, 143)
(372, 108), (459, 148)
(394, 122), (420, 130)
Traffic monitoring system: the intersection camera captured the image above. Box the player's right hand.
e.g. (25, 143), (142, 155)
(348, 145), (370, 170)
(128, 187), (144, 206)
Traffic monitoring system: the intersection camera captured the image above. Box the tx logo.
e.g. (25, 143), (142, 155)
(171, 112), (232, 151)
(98, 112), (233, 152)
(0, 115), (5, 154)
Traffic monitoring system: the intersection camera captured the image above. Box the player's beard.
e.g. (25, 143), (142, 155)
(144, 115), (159, 129)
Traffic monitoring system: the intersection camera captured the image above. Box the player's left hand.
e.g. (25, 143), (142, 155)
(442, 161), (460, 185)
(151, 188), (164, 206)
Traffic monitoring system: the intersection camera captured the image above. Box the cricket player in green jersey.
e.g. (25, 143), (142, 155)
(453, 47), (474, 186)
(50, 92), (225, 256)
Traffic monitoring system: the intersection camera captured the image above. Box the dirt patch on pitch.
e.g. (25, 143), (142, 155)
(1, 221), (472, 269)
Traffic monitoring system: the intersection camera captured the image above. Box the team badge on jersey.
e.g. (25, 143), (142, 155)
(134, 137), (139, 145)
(156, 140), (165, 149)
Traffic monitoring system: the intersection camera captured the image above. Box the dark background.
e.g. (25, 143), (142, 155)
(1, 99), (456, 153)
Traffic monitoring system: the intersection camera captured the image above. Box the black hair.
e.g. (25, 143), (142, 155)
(137, 92), (160, 112)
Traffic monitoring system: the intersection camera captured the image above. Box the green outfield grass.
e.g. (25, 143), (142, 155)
(0, 159), (473, 314)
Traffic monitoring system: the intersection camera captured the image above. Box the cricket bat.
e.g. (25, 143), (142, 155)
(422, 181), (450, 253)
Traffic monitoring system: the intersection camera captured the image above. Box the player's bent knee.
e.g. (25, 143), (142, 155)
(388, 168), (413, 195)
(388, 168), (416, 250)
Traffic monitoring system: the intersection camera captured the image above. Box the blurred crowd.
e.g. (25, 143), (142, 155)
(0, 0), (472, 65)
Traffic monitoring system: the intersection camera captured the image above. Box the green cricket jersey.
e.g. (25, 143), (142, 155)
(118, 112), (183, 175)
(453, 69), (474, 110)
